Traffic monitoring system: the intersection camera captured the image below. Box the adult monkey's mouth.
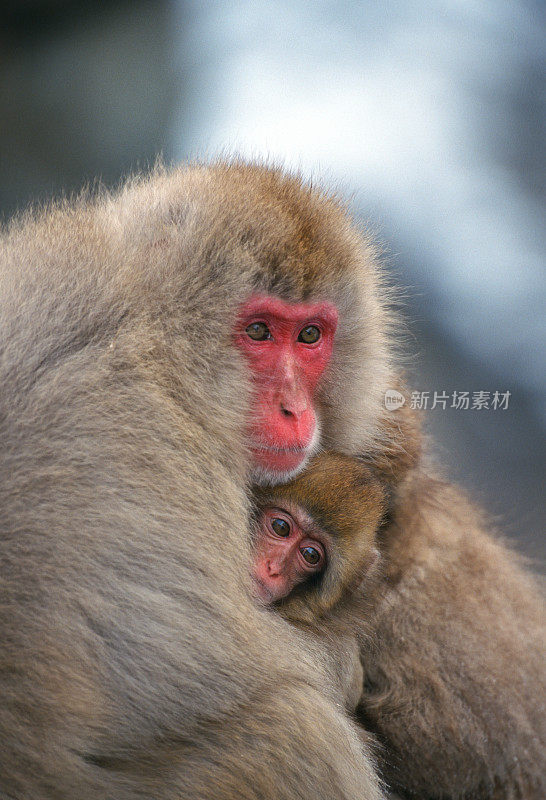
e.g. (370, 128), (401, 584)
(253, 443), (309, 454)
(251, 444), (309, 473)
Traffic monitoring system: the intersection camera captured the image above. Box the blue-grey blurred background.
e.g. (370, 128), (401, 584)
(1, 0), (544, 562)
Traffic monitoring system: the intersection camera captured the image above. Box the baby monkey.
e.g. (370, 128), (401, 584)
(251, 451), (387, 628)
(252, 451), (546, 800)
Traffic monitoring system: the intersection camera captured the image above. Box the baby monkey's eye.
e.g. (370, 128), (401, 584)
(246, 322), (271, 341)
(300, 546), (321, 565)
(271, 518), (290, 537)
(297, 325), (321, 344)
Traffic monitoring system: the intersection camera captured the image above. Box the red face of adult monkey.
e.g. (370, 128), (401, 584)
(235, 295), (338, 482)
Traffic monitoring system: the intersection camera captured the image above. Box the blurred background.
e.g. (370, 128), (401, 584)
(1, 0), (544, 561)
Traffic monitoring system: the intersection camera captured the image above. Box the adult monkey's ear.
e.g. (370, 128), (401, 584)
(361, 378), (422, 486)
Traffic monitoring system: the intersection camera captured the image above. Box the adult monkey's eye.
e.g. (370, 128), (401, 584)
(300, 546), (321, 565)
(271, 518), (290, 537)
(298, 325), (321, 344)
(246, 322), (271, 341)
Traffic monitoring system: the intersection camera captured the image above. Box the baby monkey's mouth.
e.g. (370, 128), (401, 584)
(251, 576), (275, 604)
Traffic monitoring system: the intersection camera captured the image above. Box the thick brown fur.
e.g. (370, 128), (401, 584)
(359, 470), (546, 799)
(256, 446), (546, 799)
(0, 162), (392, 799)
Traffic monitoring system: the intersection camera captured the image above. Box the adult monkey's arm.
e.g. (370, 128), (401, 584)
(350, 376), (546, 798)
